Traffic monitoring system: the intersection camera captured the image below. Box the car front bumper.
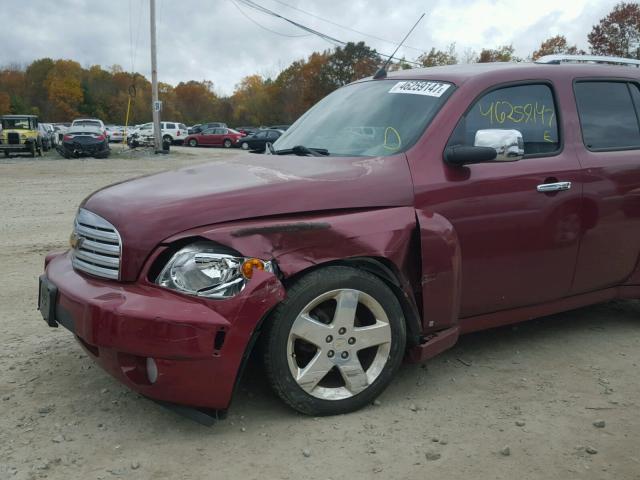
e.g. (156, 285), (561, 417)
(41, 251), (285, 411)
(0, 144), (30, 152)
(58, 141), (109, 157)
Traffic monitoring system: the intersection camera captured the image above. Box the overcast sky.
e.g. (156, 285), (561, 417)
(3, 0), (620, 95)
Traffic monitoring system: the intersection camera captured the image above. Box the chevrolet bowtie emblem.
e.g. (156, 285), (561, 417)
(69, 232), (84, 249)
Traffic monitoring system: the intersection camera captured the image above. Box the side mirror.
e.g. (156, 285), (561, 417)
(444, 145), (497, 166)
(474, 129), (524, 162)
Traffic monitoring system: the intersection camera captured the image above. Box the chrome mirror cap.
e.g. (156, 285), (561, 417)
(474, 129), (524, 161)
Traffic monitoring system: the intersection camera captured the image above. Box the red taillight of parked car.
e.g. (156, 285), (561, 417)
(177, 131), (181, 136)
(63, 135), (72, 141)
(95, 134), (106, 141)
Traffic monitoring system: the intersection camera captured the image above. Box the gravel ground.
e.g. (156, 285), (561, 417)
(1, 145), (639, 480)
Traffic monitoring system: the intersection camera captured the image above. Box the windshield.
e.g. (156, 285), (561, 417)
(273, 79), (453, 156)
(2, 118), (34, 129)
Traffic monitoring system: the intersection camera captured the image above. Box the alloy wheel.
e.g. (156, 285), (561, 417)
(286, 289), (392, 400)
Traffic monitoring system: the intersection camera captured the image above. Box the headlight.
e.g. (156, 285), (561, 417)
(155, 242), (273, 299)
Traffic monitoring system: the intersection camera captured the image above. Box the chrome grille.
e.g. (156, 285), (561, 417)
(71, 208), (121, 280)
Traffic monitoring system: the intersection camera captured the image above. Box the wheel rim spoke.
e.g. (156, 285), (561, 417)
(337, 356), (369, 395)
(354, 321), (391, 351)
(290, 313), (332, 346)
(332, 290), (359, 329)
(295, 350), (334, 393)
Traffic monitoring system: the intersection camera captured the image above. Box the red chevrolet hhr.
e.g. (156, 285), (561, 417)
(39, 55), (640, 419)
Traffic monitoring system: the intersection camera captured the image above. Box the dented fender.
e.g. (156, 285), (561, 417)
(165, 207), (416, 277)
(161, 206), (464, 343)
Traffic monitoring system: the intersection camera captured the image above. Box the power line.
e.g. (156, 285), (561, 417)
(235, 0), (423, 66)
(128, 0), (144, 75)
(237, 0), (346, 46)
(231, 0), (311, 38)
(266, 0), (425, 53)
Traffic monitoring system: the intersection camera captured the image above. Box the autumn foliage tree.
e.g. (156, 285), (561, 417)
(419, 44), (458, 67)
(588, 2), (640, 58)
(478, 44), (518, 63)
(44, 60), (84, 120)
(532, 35), (583, 60)
(0, 91), (10, 115)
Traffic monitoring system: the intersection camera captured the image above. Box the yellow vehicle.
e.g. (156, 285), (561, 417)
(0, 115), (42, 157)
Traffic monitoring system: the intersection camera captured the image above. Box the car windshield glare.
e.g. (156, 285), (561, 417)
(2, 118), (32, 129)
(273, 79), (453, 156)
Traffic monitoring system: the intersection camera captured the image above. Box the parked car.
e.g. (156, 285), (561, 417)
(184, 128), (243, 148)
(38, 55), (640, 419)
(38, 124), (51, 151)
(188, 122), (227, 135)
(57, 125), (110, 158)
(235, 126), (259, 136)
(128, 121), (188, 145)
(106, 125), (125, 143)
(41, 123), (57, 146)
(53, 124), (68, 144)
(238, 129), (283, 152)
(0, 114), (42, 157)
(161, 121), (188, 144)
(71, 118), (106, 137)
(187, 124), (201, 135)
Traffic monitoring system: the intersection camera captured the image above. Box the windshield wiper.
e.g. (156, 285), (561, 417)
(274, 145), (329, 156)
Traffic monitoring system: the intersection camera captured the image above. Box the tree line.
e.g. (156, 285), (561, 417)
(0, 2), (638, 127)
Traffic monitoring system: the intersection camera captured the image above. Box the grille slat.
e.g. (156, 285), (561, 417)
(75, 223), (120, 243)
(71, 209), (121, 280)
(74, 249), (120, 268)
(76, 237), (120, 255)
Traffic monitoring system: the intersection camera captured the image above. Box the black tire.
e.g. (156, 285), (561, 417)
(241, 142), (249, 150)
(263, 266), (406, 416)
(223, 139), (232, 148)
(29, 142), (36, 158)
(189, 139), (198, 147)
(163, 134), (172, 145)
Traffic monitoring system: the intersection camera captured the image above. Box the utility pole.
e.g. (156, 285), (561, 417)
(150, 0), (162, 153)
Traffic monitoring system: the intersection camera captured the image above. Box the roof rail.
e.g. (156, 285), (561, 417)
(535, 54), (640, 67)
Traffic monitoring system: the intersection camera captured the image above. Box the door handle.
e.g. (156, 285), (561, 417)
(536, 181), (571, 193)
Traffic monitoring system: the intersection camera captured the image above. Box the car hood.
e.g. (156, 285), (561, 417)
(83, 153), (414, 280)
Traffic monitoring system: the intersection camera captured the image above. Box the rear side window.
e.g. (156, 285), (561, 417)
(165, 123), (176, 129)
(179, 124), (187, 130)
(448, 83), (560, 156)
(574, 82), (640, 151)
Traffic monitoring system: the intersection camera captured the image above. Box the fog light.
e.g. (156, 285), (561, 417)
(146, 357), (158, 384)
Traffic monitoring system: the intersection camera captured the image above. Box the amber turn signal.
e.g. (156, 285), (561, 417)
(241, 258), (266, 279)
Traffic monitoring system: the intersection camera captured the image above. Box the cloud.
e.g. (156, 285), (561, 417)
(0, 0), (622, 94)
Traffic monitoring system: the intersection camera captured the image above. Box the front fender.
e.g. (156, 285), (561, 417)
(167, 207), (416, 276)
(162, 206), (422, 330)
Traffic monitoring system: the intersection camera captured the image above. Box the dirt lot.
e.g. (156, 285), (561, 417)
(1, 145), (639, 480)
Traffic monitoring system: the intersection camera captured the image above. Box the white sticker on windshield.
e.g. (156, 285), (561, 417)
(388, 81), (450, 97)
